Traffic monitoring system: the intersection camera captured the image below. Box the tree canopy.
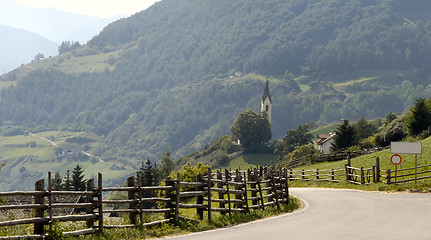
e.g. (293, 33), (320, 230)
(331, 119), (358, 152)
(231, 110), (271, 149)
(275, 124), (313, 160)
(404, 98), (431, 136)
(71, 164), (86, 191)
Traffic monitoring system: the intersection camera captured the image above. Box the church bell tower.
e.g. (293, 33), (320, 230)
(261, 79), (272, 125)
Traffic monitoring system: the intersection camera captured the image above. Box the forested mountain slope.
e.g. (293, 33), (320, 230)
(1, 0), (431, 176)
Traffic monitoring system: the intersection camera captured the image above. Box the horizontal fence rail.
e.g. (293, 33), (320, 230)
(345, 166), (375, 185)
(0, 173), (102, 240)
(0, 166), (290, 239)
(283, 148), (387, 169)
(286, 168), (344, 183)
(383, 164), (431, 184)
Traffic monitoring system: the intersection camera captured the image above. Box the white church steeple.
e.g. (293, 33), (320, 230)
(261, 79), (272, 125)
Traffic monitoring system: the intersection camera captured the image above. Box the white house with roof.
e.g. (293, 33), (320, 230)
(316, 132), (335, 154)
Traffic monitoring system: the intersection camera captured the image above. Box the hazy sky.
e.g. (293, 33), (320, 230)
(12, 0), (161, 18)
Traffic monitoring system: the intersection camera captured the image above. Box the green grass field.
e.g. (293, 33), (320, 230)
(288, 136), (431, 192)
(0, 131), (133, 190)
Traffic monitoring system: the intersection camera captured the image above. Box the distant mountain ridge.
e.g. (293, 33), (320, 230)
(0, 0), (124, 43)
(0, 25), (58, 74)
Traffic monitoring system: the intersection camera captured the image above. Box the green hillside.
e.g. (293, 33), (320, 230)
(2, 0), (431, 189)
(288, 135), (431, 192)
(0, 130), (132, 191)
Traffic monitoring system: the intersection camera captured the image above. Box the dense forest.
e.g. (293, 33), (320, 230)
(1, 0), (431, 166)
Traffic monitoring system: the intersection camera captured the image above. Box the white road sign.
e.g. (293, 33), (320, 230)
(391, 142), (422, 154)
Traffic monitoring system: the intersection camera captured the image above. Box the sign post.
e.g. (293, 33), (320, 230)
(391, 142), (422, 183)
(390, 154), (402, 183)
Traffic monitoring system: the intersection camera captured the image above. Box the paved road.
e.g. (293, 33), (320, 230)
(159, 188), (431, 240)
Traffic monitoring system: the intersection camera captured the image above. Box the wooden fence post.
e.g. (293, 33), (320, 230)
(86, 178), (95, 228)
(34, 179), (45, 235)
(207, 167), (212, 222)
(283, 168), (289, 204)
(257, 173), (264, 209)
(234, 170), (243, 210)
(216, 171), (225, 214)
(225, 169), (232, 217)
(127, 176), (137, 225)
(136, 172), (143, 225)
(346, 155), (351, 180)
(372, 166), (376, 183)
(250, 170), (258, 207)
(98, 173), (103, 233)
(360, 167), (365, 185)
(266, 170), (273, 204)
(243, 172), (249, 212)
(345, 164), (350, 182)
(386, 169), (391, 184)
(331, 169), (335, 182)
(164, 177), (174, 220)
(271, 172), (279, 209)
(196, 174), (204, 220)
(48, 172), (53, 233)
(347, 153), (351, 166)
(375, 157), (380, 182)
(175, 172), (180, 223)
(316, 169), (319, 181)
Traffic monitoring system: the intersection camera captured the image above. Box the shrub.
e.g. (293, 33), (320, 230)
(286, 145), (316, 162)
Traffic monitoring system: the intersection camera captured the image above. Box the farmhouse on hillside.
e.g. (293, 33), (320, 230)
(316, 132), (335, 154)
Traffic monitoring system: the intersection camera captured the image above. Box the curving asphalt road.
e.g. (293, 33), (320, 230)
(159, 188), (431, 240)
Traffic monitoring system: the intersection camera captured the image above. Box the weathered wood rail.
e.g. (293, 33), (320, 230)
(286, 168), (344, 183)
(0, 167), (289, 239)
(0, 174), (102, 239)
(382, 163), (431, 184)
(286, 156), (431, 185)
(345, 166), (376, 185)
(283, 148), (387, 169)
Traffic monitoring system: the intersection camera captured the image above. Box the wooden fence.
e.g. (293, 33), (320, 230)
(345, 165), (376, 185)
(283, 148), (387, 169)
(287, 156), (431, 185)
(381, 163), (431, 184)
(286, 168), (344, 183)
(0, 167), (289, 239)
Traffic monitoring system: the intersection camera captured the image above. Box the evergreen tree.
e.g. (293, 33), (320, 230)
(404, 98), (431, 136)
(158, 149), (174, 182)
(142, 158), (155, 187)
(331, 119), (358, 152)
(63, 170), (72, 191)
(71, 164), (86, 191)
(52, 172), (63, 191)
(352, 117), (378, 140)
(138, 158), (157, 208)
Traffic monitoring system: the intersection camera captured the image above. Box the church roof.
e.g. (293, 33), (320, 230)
(262, 79), (272, 103)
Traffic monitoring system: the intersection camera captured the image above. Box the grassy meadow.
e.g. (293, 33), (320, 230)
(0, 131), (133, 191)
(288, 136), (431, 193)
